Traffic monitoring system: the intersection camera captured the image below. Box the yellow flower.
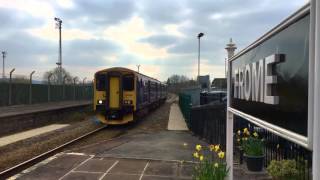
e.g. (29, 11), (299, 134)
(209, 145), (215, 151)
(199, 155), (204, 161)
(253, 132), (258, 137)
(193, 152), (199, 158)
(196, 144), (202, 151)
(237, 130), (241, 135)
(243, 128), (248, 133)
(214, 144), (220, 152)
(214, 163), (219, 168)
(246, 131), (250, 136)
(218, 151), (225, 159)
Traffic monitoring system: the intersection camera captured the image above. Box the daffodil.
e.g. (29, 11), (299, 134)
(214, 163), (219, 168)
(218, 151), (225, 159)
(196, 144), (202, 151)
(199, 155), (204, 161)
(237, 130), (241, 135)
(193, 152), (199, 158)
(253, 132), (258, 137)
(245, 131), (250, 136)
(243, 128), (248, 133)
(214, 144), (220, 152)
(209, 145), (215, 151)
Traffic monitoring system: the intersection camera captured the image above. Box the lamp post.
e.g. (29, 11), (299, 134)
(54, 17), (63, 84)
(197, 32), (204, 82)
(2, 51), (7, 79)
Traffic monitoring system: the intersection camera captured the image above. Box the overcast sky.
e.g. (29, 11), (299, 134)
(0, 0), (307, 81)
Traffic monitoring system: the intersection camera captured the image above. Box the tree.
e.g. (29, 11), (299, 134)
(43, 67), (73, 84)
(167, 74), (190, 84)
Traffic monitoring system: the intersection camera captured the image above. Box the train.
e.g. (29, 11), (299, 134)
(93, 67), (167, 125)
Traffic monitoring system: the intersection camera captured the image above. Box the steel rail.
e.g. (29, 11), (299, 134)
(0, 125), (107, 179)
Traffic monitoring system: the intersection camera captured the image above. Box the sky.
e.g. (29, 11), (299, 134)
(0, 0), (308, 82)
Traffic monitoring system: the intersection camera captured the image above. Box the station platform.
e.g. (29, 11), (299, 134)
(14, 131), (206, 180)
(0, 100), (91, 118)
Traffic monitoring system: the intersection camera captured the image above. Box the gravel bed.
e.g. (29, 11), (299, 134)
(0, 113), (102, 172)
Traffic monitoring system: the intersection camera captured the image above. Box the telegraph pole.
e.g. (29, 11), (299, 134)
(54, 17), (63, 84)
(1, 51), (7, 79)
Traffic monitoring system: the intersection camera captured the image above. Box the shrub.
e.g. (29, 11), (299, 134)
(267, 159), (299, 180)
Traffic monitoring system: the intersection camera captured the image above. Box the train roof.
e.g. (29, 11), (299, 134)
(95, 67), (163, 83)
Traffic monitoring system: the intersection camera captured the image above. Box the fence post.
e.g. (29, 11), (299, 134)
(73, 77), (77, 101)
(82, 77), (87, 100)
(8, 68), (15, 105)
(63, 75), (67, 100)
(29, 71), (35, 104)
(47, 73), (53, 102)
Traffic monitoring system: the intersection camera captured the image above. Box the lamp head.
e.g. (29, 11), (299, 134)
(197, 32), (204, 38)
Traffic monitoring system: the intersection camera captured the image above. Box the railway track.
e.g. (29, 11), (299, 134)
(0, 126), (107, 179)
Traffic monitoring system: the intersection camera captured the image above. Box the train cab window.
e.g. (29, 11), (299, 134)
(123, 75), (134, 91)
(96, 74), (106, 91)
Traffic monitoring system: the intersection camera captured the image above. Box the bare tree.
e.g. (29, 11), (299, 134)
(43, 67), (73, 84)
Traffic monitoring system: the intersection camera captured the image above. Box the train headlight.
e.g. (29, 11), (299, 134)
(98, 100), (103, 104)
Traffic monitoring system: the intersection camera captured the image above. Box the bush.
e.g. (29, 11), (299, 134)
(267, 159), (299, 180)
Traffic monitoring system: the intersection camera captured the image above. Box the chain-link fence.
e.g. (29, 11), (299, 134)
(0, 73), (93, 106)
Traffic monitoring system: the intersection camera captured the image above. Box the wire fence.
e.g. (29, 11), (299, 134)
(0, 73), (93, 106)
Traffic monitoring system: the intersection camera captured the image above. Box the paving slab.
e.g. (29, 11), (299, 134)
(167, 103), (188, 131)
(98, 131), (207, 161)
(0, 100), (91, 118)
(0, 124), (69, 147)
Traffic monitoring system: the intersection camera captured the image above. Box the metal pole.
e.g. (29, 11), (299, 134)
(137, 65), (140, 73)
(8, 68), (15, 105)
(1, 51), (6, 79)
(83, 77), (87, 100)
(226, 60), (233, 180)
(48, 73), (53, 102)
(29, 71), (35, 104)
(73, 77), (77, 100)
(198, 38), (200, 81)
(54, 17), (62, 84)
(63, 75), (67, 100)
(313, 0), (320, 179)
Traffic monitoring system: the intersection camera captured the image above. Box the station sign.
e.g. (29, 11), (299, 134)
(230, 13), (310, 137)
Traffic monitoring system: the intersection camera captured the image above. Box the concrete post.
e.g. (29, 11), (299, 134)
(47, 73), (53, 102)
(8, 68), (15, 105)
(225, 39), (236, 180)
(29, 71), (35, 104)
(313, 0), (320, 179)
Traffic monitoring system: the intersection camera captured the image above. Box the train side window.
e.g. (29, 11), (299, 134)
(123, 75), (134, 91)
(96, 74), (106, 91)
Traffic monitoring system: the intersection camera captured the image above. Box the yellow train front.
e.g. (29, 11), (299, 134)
(93, 67), (167, 125)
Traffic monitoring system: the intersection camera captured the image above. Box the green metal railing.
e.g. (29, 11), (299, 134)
(178, 93), (192, 127)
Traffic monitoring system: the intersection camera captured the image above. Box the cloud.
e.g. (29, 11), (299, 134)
(55, 0), (136, 30)
(139, 34), (179, 48)
(0, 7), (44, 31)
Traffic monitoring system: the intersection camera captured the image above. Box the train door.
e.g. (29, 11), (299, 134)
(109, 77), (120, 108)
